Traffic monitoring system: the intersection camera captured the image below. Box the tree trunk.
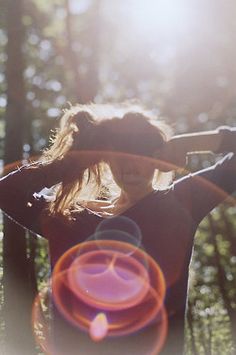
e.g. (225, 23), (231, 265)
(64, 0), (101, 103)
(186, 300), (198, 355)
(3, 0), (36, 353)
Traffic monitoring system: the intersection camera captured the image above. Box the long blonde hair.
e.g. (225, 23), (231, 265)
(41, 103), (173, 217)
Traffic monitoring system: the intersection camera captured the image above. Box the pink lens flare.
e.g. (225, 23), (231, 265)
(89, 312), (108, 342)
(95, 215), (142, 248)
(32, 286), (168, 355)
(52, 240), (166, 337)
(67, 249), (150, 310)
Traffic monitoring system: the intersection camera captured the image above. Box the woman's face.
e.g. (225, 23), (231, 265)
(108, 155), (156, 195)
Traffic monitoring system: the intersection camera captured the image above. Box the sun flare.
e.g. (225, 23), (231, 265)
(126, 0), (194, 38)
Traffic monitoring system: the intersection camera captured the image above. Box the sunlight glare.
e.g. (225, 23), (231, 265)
(127, 0), (193, 37)
(89, 312), (109, 341)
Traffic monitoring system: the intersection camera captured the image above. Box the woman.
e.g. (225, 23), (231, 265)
(0, 104), (236, 354)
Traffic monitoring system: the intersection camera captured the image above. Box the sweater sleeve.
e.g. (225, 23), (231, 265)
(0, 161), (63, 236)
(174, 153), (236, 224)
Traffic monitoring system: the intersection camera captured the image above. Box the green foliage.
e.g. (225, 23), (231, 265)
(187, 205), (236, 354)
(34, 237), (50, 290)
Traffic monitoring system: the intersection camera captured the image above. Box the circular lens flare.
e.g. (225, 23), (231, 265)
(87, 230), (143, 257)
(67, 249), (150, 310)
(52, 240), (166, 337)
(32, 286), (168, 355)
(95, 216), (142, 246)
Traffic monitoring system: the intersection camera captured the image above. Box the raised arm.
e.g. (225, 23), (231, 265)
(0, 158), (71, 235)
(161, 126), (236, 224)
(159, 126), (236, 170)
(0, 151), (100, 235)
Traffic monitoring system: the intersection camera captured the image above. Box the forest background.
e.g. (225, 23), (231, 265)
(0, 0), (236, 354)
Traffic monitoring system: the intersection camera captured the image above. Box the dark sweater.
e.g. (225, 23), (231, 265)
(1, 153), (236, 354)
